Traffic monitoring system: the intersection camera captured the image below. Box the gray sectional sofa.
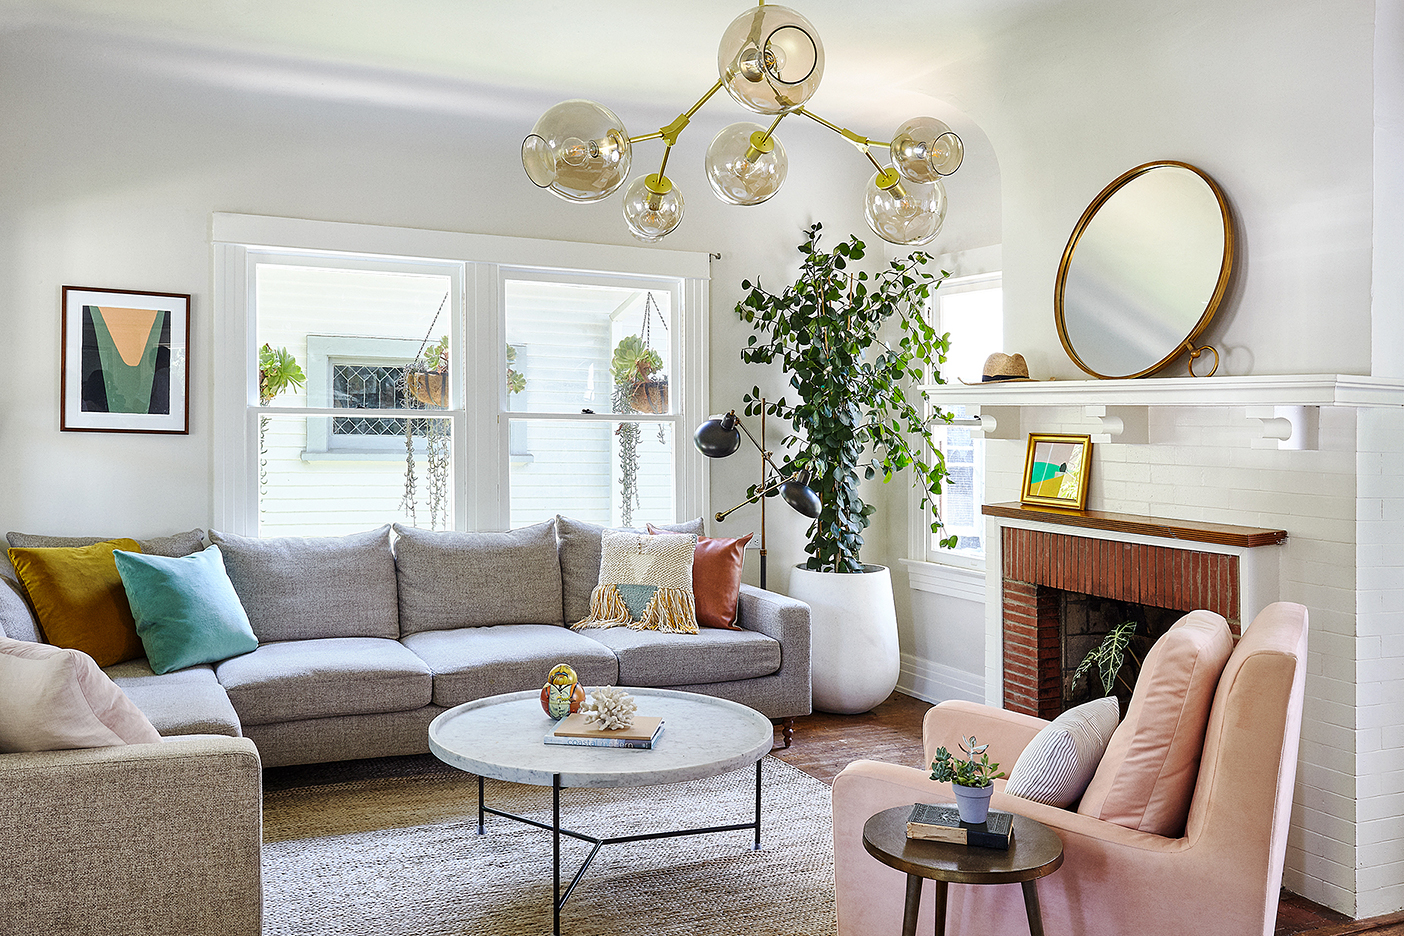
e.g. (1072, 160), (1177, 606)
(2, 517), (812, 766)
(0, 516), (810, 936)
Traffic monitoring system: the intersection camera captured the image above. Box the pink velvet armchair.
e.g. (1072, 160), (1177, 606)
(832, 601), (1308, 936)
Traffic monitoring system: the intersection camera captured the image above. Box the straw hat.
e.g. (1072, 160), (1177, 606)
(960, 352), (1033, 384)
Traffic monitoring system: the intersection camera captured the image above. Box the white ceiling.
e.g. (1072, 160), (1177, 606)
(1, 0), (1054, 124)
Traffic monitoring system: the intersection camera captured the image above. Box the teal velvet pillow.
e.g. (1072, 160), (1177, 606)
(113, 545), (258, 675)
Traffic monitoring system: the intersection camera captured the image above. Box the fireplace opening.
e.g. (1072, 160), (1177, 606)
(1059, 592), (1183, 714)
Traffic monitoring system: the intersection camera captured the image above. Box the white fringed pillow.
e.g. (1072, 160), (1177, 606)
(1003, 696), (1121, 807)
(571, 531), (698, 635)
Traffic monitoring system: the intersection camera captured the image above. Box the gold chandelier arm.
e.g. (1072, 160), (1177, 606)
(629, 79), (728, 147)
(756, 112), (786, 146)
(794, 106), (890, 150)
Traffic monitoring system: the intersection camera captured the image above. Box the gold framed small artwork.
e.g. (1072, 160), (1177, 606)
(1020, 433), (1092, 510)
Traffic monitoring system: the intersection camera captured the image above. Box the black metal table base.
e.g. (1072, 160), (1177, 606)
(476, 760), (764, 936)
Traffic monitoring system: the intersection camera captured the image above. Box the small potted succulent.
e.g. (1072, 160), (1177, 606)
(930, 736), (1007, 824)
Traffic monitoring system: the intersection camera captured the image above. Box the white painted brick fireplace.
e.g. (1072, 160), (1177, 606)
(920, 374), (1404, 917)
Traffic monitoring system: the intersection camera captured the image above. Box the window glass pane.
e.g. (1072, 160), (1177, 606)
(931, 278), (1002, 562)
(256, 264), (454, 409)
(258, 413), (455, 535)
(504, 280), (672, 415)
(509, 419), (675, 529)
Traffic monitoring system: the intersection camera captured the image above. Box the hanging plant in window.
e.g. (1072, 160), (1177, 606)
(257, 344), (305, 503)
(611, 293), (668, 527)
(401, 293), (452, 530)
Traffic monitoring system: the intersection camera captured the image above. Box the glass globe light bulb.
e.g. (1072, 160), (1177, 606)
(891, 116), (965, 184)
(704, 122), (789, 205)
(717, 5), (824, 114)
(521, 99), (633, 203)
(863, 168), (947, 246)
(622, 174), (685, 242)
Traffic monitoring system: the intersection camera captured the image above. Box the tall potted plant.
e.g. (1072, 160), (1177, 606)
(736, 222), (953, 712)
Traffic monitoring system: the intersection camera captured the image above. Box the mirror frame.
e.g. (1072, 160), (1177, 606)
(1054, 160), (1234, 379)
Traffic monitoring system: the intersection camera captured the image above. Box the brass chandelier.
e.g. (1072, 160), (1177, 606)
(521, 1), (964, 245)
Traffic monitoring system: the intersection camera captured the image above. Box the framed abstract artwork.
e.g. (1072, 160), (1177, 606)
(1020, 433), (1092, 509)
(61, 286), (190, 434)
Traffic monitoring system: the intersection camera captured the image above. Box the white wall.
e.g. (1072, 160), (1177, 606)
(0, 23), (872, 561)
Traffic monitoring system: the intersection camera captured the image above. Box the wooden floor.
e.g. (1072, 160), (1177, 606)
(770, 691), (1390, 936)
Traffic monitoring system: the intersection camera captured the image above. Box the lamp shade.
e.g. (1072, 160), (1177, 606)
(717, 4), (824, 115)
(522, 99), (633, 203)
(863, 168), (947, 246)
(622, 174), (685, 242)
(704, 122), (789, 205)
(780, 474), (822, 518)
(693, 413), (741, 457)
(891, 116), (965, 183)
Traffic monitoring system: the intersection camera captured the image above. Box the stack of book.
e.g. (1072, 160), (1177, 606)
(544, 713), (664, 749)
(906, 802), (1015, 850)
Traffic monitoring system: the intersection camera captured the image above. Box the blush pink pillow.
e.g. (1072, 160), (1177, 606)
(0, 637), (161, 752)
(1076, 610), (1233, 836)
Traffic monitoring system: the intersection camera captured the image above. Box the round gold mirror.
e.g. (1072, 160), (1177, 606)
(1055, 161), (1233, 379)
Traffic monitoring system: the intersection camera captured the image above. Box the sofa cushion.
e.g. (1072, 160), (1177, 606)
(401, 624), (619, 707)
(8, 538), (146, 667)
(1004, 695), (1121, 807)
(556, 515), (704, 624)
(578, 626), (781, 687)
(105, 661), (242, 738)
(0, 576), (41, 643)
(648, 524), (751, 629)
(0, 636), (162, 751)
(209, 526), (399, 642)
(214, 637), (432, 726)
(7, 528), (206, 557)
(393, 520), (563, 634)
(1077, 610), (1234, 836)
(114, 545), (258, 674)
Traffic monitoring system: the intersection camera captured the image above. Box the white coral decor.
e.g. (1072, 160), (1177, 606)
(582, 687), (637, 731)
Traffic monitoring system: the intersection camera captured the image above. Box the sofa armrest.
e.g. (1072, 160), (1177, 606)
(734, 583), (812, 717)
(0, 736), (263, 936)
(921, 698), (1049, 766)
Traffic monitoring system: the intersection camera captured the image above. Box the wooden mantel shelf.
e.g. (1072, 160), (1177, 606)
(982, 502), (1287, 548)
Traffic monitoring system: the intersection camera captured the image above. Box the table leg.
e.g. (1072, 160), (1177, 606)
(477, 775), (485, 835)
(753, 759), (763, 851)
(933, 879), (947, 936)
(901, 874), (921, 936)
(553, 774), (562, 936)
(1021, 879), (1045, 936)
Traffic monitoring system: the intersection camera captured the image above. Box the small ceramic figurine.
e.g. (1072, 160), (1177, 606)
(540, 662), (585, 720)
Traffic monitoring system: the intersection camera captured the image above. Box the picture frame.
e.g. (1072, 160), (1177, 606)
(1020, 433), (1092, 510)
(61, 286), (190, 434)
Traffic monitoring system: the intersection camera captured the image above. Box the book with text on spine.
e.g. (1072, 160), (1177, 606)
(906, 802), (1015, 850)
(544, 714), (664, 749)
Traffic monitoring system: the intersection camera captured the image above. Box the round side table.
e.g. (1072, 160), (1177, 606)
(862, 805), (1064, 936)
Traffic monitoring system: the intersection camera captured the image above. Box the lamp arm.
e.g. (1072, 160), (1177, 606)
(732, 411), (793, 481)
(630, 78), (726, 147)
(794, 106), (890, 151)
(713, 474), (789, 523)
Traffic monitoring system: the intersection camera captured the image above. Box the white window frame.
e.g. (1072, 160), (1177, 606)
(908, 271), (1002, 573)
(212, 214), (710, 535)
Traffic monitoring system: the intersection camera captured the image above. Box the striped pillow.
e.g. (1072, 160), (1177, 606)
(1004, 696), (1121, 807)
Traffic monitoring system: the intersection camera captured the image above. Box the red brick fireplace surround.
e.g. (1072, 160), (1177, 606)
(985, 504), (1287, 718)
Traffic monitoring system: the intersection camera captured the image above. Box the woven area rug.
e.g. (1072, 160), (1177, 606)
(262, 756), (837, 936)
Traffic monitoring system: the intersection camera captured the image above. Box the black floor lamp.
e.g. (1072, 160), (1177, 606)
(693, 400), (821, 590)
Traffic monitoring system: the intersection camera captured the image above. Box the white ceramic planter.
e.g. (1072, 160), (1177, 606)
(789, 564), (900, 715)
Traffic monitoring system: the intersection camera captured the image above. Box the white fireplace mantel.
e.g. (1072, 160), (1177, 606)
(919, 373), (1404, 408)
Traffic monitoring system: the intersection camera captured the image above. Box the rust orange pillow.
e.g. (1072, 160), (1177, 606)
(647, 525), (752, 629)
(8, 539), (145, 667)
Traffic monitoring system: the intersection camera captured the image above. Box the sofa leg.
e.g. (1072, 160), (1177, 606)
(773, 717), (795, 749)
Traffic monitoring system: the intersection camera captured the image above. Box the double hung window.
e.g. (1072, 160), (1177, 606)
(213, 215), (707, 536)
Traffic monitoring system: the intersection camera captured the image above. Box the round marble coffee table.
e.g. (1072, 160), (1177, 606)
(429, 687), (774, 936)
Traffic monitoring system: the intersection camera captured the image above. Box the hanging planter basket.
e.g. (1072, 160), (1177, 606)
(407, 371), (449, 407)
(629, 376), (669, 414)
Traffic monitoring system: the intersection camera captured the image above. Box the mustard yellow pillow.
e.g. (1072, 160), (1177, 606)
(8, 539), (144, 667)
